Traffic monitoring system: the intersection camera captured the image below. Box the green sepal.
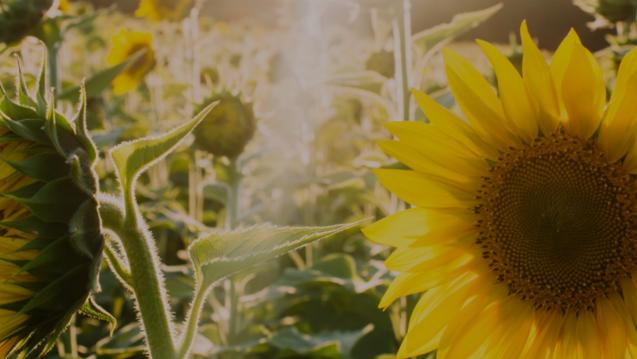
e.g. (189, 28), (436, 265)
(0, 96), (39, 120)
(15, 57), (38, 110)
(20, 236), (76, 278)
(8, 177), (84, 223)
(36, 47), (47, 108)
(68, 154), (98, 195)
(20, 264), (86, 313)
(69, 199), (103, 260)
(3, 151), (68, 181)
(80, 296), (117, 336)
(4, 182), (43, 200)
(44, 91), (82, 158)
(0, 117), (48, 144)
(71, 86), (98, 164)
(0, 216), (66, 241)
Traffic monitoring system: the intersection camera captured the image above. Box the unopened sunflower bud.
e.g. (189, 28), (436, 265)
(0, 0), (53, 45)
(0, 58), (104, 357)
(193, 92), (256, 159)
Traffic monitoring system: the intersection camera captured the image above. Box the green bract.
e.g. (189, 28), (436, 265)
(0, 0), (53, 45)
(0, 57), (104, 357)
(193, 92), (256, 159)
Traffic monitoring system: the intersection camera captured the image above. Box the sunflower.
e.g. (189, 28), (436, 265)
(364, 22), (637, 358)
(107, 29), (156, 96)
(135, 0), (195, 22)
(193, 92), (256, 159)
(0, 60), (103, 357)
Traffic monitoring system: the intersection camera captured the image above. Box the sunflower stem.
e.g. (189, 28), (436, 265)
(176, 281), (208, 359)
(392, 0), (412, 121)
(99, 195), (177, 359)
(104, 240), (133, 288)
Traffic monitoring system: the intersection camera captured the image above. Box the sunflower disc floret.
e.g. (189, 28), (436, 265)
(365, 21), (637, 359)
(0, 60), (103, 357)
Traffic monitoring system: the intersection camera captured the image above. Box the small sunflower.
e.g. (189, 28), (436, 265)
(135, 0), (195, 22)
(107, 29), (156, 96)
(364, 22), (637, 358)
(0, 60), (103, 357)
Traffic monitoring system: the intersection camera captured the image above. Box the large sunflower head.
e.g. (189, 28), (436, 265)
(106, 29), (156, 96)
(0, 0), (53, 45)
(135, 0), (195, 22)
(0, 59), (103, 357)
(364, 21), (637, 358)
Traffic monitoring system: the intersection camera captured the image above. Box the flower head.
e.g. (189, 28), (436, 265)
(0, 58), (103, 357)
(135, 0), (195, 22)
(193, 92), (256, 159)
(365, 22), (637, 358)
(0, 0), (53, 45)
(106, 29), (156, 96)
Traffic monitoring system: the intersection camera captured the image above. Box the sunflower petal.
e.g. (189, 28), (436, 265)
(477, 39), (538, 143)
(520, 21), (560, 134)
(559, 39), (606, 139)
(362, 207), (429, 247)
(374, 168), (474, 209)
(605, 48), (637, 163)
(442, 49), (519, 149)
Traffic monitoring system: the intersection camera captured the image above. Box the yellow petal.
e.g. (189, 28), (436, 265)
(379, 262), (473, 308)
(477, 39), (538, 143)
(604, 47), (637, 163)
(397, 274), (479, 358)
(362, 207), (429, 247)
(575, 312), (601, 359)
(385, 245), (471, 273)
(550, 28), (581, 109)
(560, 40), (606, 140)
(596, 298), (627, 359)
(374, 169), (474, 209)
(378, 138), (485, 184)
(443, 49), (519, 149)
(411, 89), (496, 159)
(520, 21), (560, 134)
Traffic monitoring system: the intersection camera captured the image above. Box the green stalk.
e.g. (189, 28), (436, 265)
(46, 41), (60, 91)
(177, 281), (208, 359)
(392, 0), (412, 121)
(100, 196), (177, 359)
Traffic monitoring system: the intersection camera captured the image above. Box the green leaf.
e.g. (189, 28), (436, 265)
(110, 101), (217, 204)
(269, 326), (373, 358)
(58, 49), (147, 101)
(189, 221), (366, 289)
(413, 3), (502, 53)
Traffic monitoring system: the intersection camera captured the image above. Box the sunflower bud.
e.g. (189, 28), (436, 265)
(135, 0), (195, 22)
(0, 0), (53, 45)
(0, 59), (104, 357)
(193, 92), (256, 159)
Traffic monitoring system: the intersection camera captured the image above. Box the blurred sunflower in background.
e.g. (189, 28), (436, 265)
(135, 0), (195, 22)
(107, 29), (156, 96)
(365, 21), (637, 358)
(0, 63), (103, 357)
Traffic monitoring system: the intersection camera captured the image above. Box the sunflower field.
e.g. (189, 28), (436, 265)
(2, 0), (637, 358)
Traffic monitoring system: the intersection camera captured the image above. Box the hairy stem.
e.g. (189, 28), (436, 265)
(177, 282), (208, 359)
(99, 196), (177, 359)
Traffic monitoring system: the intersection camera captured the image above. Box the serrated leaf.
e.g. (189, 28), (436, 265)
(59, 49), (147, 101)
(189, 221), (365, 289)
(413, 3), (502, 53)
(110, 101), (217, 203)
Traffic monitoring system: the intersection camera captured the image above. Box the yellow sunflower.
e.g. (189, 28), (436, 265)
(364, 21), (637, 358)
(135, 0), (195, 22)
(107, 29), (156, 96)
